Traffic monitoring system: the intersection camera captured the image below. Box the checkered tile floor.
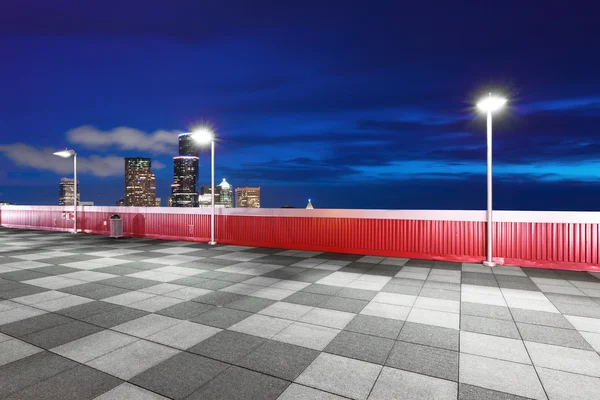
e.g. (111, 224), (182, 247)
(1, 228), (600, 399)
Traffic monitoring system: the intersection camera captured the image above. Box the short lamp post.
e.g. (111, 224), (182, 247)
(53, 149), (78, 234)
(477, 94), (507, 267)
(192, 128), (217, 245)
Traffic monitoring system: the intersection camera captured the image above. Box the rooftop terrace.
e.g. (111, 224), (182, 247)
(1, 228), (600, 399)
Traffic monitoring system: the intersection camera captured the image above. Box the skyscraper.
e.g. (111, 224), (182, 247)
(58, 178), (80, 206)
(235, 187), (260, 208)
(199, 185), (221, 208)
(171, 133), (199, 207)
(124, 158), (157, 207)
(219, 179), (234, 208)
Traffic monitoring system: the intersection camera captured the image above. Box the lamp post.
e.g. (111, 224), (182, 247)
(53, 149), (77, 234)
(192, 128), (217, 245)
(477, 94), (507, 267)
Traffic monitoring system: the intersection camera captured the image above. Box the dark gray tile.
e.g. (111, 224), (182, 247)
(170, 276), (208, 287)
(387, 340), (458, 381)
(344, 315), (403, 340)
(278, 291), (330, 307)
(335, 288), (378, 301)
(419, 288), (461, 301)
(460, 315), (520, 339)
(517, 322), (593, 350)
(1, 285), (49, 299)
(80, 286), (131, 300)
(320, 296), (367, 313)
(5, 364), (121, 400)
(318, 253), (361, 261)
(0, 270), (48, 282)
(381, 283), (421, 295)
(82, 306), (149, 328)
(0, 352), (77, 397)
(190, 307), (252, 328)
(209, 272), (251, 283)
(92, 265), (142, 275)
(459, 383), (533, 400)
(552, 301), (600, 318)
(0, 313), (74, 338)
(188, 330), (266, 364)
(497, 280), (540, 291)
(193, 291), (244, 306)
(195, 279), (234, 290)
(460, 302), (513, 321)
(423, 281), (461, 291)
(290, 270), (332, 283)
(56, 301), (120, 320)
(96, 276), (157, 290)
(30, 266), (80, 276)
(187, 366), (288, 400)
(511, 308), (574, 329)
(238, 340), (319, 380)
(398, 322), (459, 351)
(22, 320), (104, 349)
(324, 331), (394, 364)
(58, 283), (110, 296)
(253, 255), (304, 266)
(225, 296), (276, 313)
(130, 352), (228, 400)
(157, 301), (215, 319)
(545, 293), (598, 306)
(301, 284), (342, 296)
(262, 269), (298, 279)
(388, 277), (425, 287)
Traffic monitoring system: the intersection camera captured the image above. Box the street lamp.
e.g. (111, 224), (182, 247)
(53, 149), (78, 234)
(192, 127), (217, 245)
(477, 94), (507, 267)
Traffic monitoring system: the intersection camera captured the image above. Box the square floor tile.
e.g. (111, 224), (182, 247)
(86, 340), (180, 380)
(458, 384), (532, 400)
(517, 322), (593, 350)
(5, 364), (121, 400)
(249, 287), (295, 300)
(387, 340), (458, 381)
(460, 302), (512, 320)
(225, 296), (276, 313)
(360, 302), (411, 320)
(460, 315), (520, 339)
(186, 365), (288, 400)
(299, 308), (355, 329)
(82, 306), (149, 328)
(188, 330), (266, 363)
(94, 382), (170, 399)
(525, 340), (600, 377)
(324, 330), (394, 364)
(22, 320), (103, 349)
(296, 353), (381, 400)
(0, 313), (73, 338)
(190, 307), (252, 328)
(407, 308), (459, 330)
(413, 296), (460, 313)
(460, 331), (530, 364)
(344, 314), (403, 340)
(537, 366), (600, 400)
(259, 302), (313, 320)
(0, 338), (42, 367)
(156, 301), (215, 320)
(272, 321), (340, 351)
(102, 291), (156, 306)
(130, 352), (228, 400)
(277, 383), (346, 400)
(370, 367), (457, 400)
(283, 291), (330, 307)
(397, 321), (459, 351)
(372, 292), (416, 307)
(52, 330), (137, 363)
(238, 340), (319, 380)
(565, 315), (600, 333)
(459, 353), (546, 400)
(319, 296), (368, 313)
(147, 321), (221, 349)
(113, 314), (181, 338)
(511, 308), (574, 329)
(128, 295), (185, 312)
(229, 314), (293, 339)
(193, 291), (244, 306)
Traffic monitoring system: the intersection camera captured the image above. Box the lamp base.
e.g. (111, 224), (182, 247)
(482, 260), (497, 267)
(208, 241), (217, 246)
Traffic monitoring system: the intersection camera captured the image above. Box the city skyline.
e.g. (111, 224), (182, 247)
(0, 2), (597, 210)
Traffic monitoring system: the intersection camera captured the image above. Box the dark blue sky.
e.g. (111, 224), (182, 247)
(1, 1), (599, 209)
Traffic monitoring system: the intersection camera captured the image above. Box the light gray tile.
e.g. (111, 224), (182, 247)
(525, 341), (600, 377)
(460, 315), (520, 339)
(370, 367), (457, 400)
(511, 308), (574, 329)
(537, 366), (600, 400)
(0, 338), (42, 367)
(517, 322), (593, 350)
(299, 308), (355, 329)
(146, 321), (220, 349)
(460, 331), (530, 364)
(86, 340), (179, 380)
(273, 322), (340, 350)
(407, 308), (459, 330)
(277, 383), (346, 400)
(459, 353), (546, 400)
(360, 302), (411, 320)
(565, 315), (600, 333)
(229, 314), (293, 339)
(112, 314), (181, 338)
(259, 302), (313, 320)
(397, 322), (459, 351)
(296, 353), (381, 400)
(52, 330), (137, 363)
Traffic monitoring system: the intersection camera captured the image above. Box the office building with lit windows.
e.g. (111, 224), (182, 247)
(58, 178), (80, 206)
(235, 187), (260, 208)
(124, 158), (157, 207)
(171, 133), (199, 207)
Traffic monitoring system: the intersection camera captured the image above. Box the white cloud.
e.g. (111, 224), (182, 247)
(153, 160), (167, 170)
(66, 125), (179, 154)
(0, 143), (124, 177)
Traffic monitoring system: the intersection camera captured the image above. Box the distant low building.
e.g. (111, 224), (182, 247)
(155, 198), (161, 207)
(116, 198), (125, 206)
(0, 201), (15, 205)
(59, 178), (80, 206)
(80, 201), (94, 206)
(167, 196), (173, 207)
(235, 187), (260, 208)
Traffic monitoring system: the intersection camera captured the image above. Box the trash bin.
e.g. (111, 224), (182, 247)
(109, 214), (123, 238)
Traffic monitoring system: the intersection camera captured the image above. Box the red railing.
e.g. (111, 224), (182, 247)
(1, 206), (599, 271)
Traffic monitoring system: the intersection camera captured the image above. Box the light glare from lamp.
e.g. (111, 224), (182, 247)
(191, 127), (214, 145)
(477, 95), (507, 112)
(53, 149), (76, 158)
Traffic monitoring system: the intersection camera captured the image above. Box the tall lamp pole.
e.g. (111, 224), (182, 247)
(53, 149), (78, 234)
(477, 94), (507, 267)
(192, 127), (217, 245)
